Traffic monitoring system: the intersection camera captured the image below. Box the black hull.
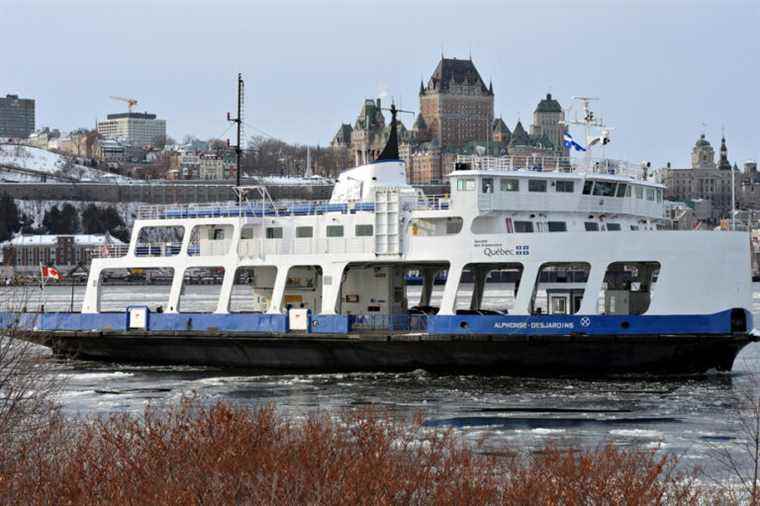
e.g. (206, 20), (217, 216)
(24, 331), (757, 376)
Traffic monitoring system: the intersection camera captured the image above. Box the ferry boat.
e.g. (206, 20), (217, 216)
(2, 100), (755, 375)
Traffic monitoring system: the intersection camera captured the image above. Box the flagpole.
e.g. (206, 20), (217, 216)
(39, 263), (47, 313)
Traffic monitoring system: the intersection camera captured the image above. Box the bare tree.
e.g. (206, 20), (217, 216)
(710, 357), (760, 504)
(0, 285), (64, 450)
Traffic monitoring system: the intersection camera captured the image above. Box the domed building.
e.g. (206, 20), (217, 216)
(530, 93), (568, 156)
(690, 134), (715, 169)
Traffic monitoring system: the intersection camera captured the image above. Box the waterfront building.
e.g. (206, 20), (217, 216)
(1, 234), (126, 275)
(0, 94), (35, 139)
(96, 112), (167, 147)
(662, 134), (739, 223)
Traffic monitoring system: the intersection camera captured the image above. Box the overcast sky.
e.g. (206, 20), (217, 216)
(2, 0), (758, 167)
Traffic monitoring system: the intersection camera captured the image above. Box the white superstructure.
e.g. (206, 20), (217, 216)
(82, 152), (751, 321)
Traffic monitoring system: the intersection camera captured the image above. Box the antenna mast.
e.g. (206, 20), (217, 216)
(567, 96), (604, 171)
(227, 73), (245, 188)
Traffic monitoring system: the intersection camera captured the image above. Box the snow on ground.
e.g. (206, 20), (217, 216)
(16, 200), (145, 228)
(0, 144), (133, 183)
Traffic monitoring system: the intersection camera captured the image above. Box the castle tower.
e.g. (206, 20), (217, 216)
(419, 56), (494, 149)
(691, 134), (716, 169)
(530, 93), (567, 156)
(349, 98), (386, 165)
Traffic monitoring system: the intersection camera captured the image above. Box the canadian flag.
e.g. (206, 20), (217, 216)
(41, 265), (63, 281)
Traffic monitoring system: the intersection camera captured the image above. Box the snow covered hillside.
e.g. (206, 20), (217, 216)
(0, 144), (133, 183)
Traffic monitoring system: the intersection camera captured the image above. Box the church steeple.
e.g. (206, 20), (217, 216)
(718, 134), (731, 170)
(419, 80), (425, 95)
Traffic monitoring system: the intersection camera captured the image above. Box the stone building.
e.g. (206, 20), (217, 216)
(416, 57), (494, 149)
(1, 234), (126, 275)
(530, 94), (568, 157)
(662, 134), (739, 223)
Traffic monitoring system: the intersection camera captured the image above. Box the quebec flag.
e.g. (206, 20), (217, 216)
(563, 133), (586, 152)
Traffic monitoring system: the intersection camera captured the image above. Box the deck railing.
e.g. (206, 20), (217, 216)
(455, 155), (648, 180)
(137, 195), (451, 222)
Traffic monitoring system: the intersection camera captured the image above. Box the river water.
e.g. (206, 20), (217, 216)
(12, 283), (760, 479)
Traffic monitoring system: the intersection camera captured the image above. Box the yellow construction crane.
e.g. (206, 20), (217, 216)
(109, 96), (138, 113)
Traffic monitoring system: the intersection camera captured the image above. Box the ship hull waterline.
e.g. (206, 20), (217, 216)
(20, 331), (756, 376)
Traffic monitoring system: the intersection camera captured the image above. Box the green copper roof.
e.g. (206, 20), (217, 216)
(535, 93), (562, 113)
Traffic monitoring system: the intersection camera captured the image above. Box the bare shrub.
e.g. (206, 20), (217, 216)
(0, 397), (719, 505)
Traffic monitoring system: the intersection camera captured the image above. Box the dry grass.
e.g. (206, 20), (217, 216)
(0, 397), (729, 505)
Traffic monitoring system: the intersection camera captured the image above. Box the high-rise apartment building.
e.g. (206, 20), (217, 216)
(0, 94), (35, 139)
(97, 112), (167, 147)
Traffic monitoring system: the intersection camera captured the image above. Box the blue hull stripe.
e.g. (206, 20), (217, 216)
(0, 309), (748, 336)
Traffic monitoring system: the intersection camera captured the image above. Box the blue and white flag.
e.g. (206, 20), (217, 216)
(563, 133), (586, 152)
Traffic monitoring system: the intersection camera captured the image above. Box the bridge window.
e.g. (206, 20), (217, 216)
(531, 263), (590, 315)
(585, 222), (599, 231)
(296, 226), (313, 238)
(555, 180), (574, 193)
(646, 188), (656, 201)
(482, 177), (494, 193)
(635, 186), (644, 199)
(548, 221), (567, 232)
(529, 180), (547, 192)
(598, 262), (660, 315)
(266, 227), (283, 239)
(606, 223), (622, 231)
(456, 178), (476, 191)
(616, 183), (627, 197)
(514, 221), (534, 233)
(582, 181), (594, 195)
(656, 189), (663, 203)
(592, 181), (616, 197)
(500, 178), (519, 191)
(326, 225), (344, 237)
(355, 224), (374, 237)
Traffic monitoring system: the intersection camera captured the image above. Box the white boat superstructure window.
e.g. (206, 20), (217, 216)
(355, 224), (374, 236)
(326, 225), (344, 237)
(514, 221), (534, 233)
(585, 222), (600, 231)
(500, 178), (519, 191)
(548, 221), (567, 232)
(555, 180), (574, 193)
(266, 227), (283, 239)
(528, 180), (547, 192)
(296, 226), (313, 238)
(456, 178), (476, 191)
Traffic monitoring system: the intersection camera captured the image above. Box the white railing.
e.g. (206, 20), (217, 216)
(237, 237), (375, 257)
(455, 155), (650, 180)
(90, 244), (130, 258)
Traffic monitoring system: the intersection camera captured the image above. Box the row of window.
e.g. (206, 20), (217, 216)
(264, 224), (374, 240)
(506, 218), (632, 233)
(457, 176), (664, 202)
